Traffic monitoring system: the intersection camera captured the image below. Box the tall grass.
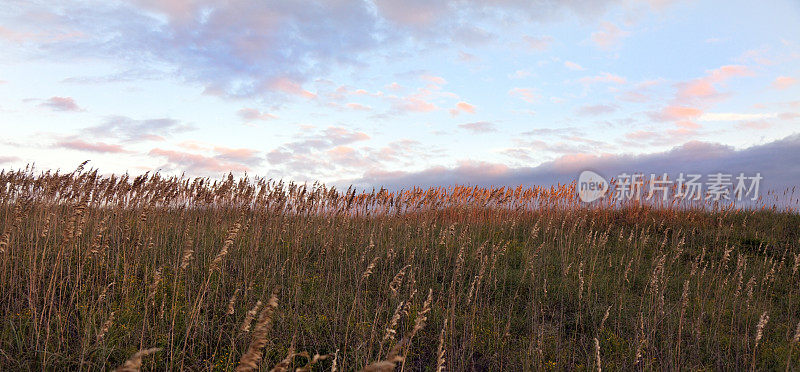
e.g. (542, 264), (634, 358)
(0, 167), (798, 370)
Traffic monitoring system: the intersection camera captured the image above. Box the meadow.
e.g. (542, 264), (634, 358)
(1, 166), (799, 371)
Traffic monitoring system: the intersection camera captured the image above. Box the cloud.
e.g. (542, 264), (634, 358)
(86, 116), (191, 142)
(39, 96), (83, 112)
(452, 25), (495, 45)
(508, 88), (539, 103)
(212, 146), (263, 165)
(0, 25), (36, 42)
(505, 134), (613, 160)
(779, 112), (800, 121)
(237, 108), (277, 121)
(699, 112), (777, 122)
(267, 126), (371, 167)
(578, 72), (627, 85)
(345, 103), (372, 111)
(148, 148), (252, 174)
(523, 35), (554, 51)
(590, 21), (629, 50)
(264, 127), (435, 180)
(675, 65), (752, 105)
(0, 25), (83, 43)
(649, 106), (703, 122)
(268, 77), (317, 99)
(14, 1), (383, 100)
(458, 51), (478, 62)
(449, 101), (476, 116)
(420, 74), (447, 86)
(393, 95), (437, 113)
(458, 121), (496, 133)
(577, 104), (617, 116)
(772, 76), (797, 89)
(564, 61), (586, 71)
(61, 68), (166, 84)
(631, 65), (756, 143)
(0, 156), (21, 164)
(56, 139), (129, 153)
(736, 120), (772, 130)
(344, 133), (800, 193)
(508, 70), (532, 79)
(617, 79), (662, 103)
(372, 0), (449, 27)
(4, 0), (660, 102)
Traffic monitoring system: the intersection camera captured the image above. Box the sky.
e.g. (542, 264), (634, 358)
(1, 0), (799, 191)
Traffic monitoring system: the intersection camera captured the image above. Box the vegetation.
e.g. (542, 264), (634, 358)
(1, 166), (799, 371)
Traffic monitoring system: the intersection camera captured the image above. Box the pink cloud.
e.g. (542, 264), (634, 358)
(674, 65), (752, 105)
(213, 146), (261, 165)
(590, 21), (629, 50)
(0, 25), (36, 42)
(57, 140), (128, 153)
(649, 105), (703, 122)
(736, 120), (771, 130)
(564, 61), (585, 71)
(237, 108), (277, 121)
(345, 102), (372, 111)
(456, 101), (475, 113)
(396, 96), (437, 112)
(675, 120), (701, 129)
(778, 112), (800, 121)
(772, 76), (797, 89)
(326, 146), (371, 168)
(268, 77), (316, 99)
(386, 82), (403, 91)
(578, 72), (627, 85)
(508, 88), (539, 103)
(619, 91), (649, 102)
(40, 96), (83, 112)
(420, 74), (447, 86)
(324, 126), (371, 145)
(449, 101), (476, 116)
(177, 141), (210, 151)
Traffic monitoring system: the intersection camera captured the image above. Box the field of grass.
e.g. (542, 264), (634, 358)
(1, 168), (799, 371)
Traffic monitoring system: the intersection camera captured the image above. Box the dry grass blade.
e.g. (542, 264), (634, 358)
(362, 289), (433, 372)
(295, 353), (331, 372)
(236, 288), (279, 372)
(241, 300), (263, 333)
(114, 347), (162, 372)
(436, 317), (447, 372)
(227, 288), (241, 315)
(97, 311), (116, 343)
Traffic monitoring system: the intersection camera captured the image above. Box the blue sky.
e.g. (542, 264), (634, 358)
(1, 0), (799, 189)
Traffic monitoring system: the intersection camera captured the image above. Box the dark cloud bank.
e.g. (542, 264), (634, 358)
(343, 133), (800, 192)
